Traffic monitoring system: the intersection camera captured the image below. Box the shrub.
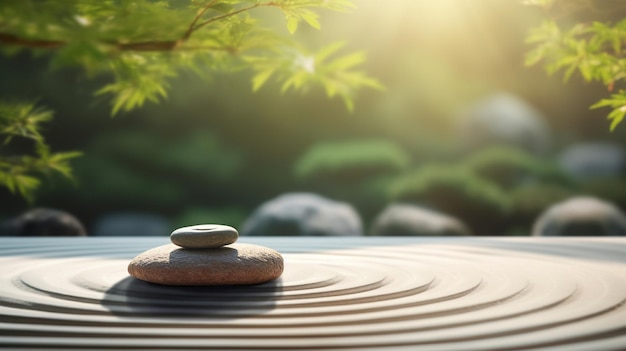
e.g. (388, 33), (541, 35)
(388, 165), (509, 235)
(91, 129), (244, 182)
(507, 184), (575, 234)
(580, 178), (626, 210)
(294, 139), (411, 224)
(463, 146), (570, 189)
(70, 156), (183, 209)
(294, 139), (411, 183)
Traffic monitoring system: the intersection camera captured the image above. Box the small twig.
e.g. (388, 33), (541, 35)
(182, 0), (220, 41)
(114, 40), (179, 51)
(192, 2), (277, 32)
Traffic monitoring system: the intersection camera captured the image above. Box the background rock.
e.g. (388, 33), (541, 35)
(241, 193), (363, 236)
(458, 92), (551, 155)
(558, 142), (626, 181)
(0, 208), (86, 237)
(370, 203), (472, 236)
(532, 196), (626, 236)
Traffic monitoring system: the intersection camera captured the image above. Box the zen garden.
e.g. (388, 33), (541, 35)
(2, 2), (626, 351)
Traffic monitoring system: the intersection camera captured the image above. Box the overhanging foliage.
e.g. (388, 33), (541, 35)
(0, 0), (382, 114)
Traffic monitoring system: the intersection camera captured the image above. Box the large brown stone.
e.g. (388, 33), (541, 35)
(128, 243), (284, 286)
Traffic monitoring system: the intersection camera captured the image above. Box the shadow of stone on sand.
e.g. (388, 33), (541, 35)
(102, 276), (283, 319)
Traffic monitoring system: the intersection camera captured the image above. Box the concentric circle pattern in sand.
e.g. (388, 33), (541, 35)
(1, 237), (625, 350)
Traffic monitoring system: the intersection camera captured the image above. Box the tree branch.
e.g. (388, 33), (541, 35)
(182, 0), (220, 41)
(0, 32), (241, 53)
(115, 40), (179, 51)
(0, 33), (64, 49)
(0, 2), (280, 53)
(192, 2), (278, 32)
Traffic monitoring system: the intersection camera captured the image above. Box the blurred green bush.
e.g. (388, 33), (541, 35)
(294, 139), (411, 183)
(463, 146), (570, 188)
(293, 139), (411, 226)
(71, 156), (183, 209)
(579, 177), (626, 209)
(507, 183), (574, 235)
(35, 128), (247, 226)
(90, 129), (244, 183)
(388, 165), (510, 235)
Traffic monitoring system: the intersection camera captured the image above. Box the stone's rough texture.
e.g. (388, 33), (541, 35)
(532, 196), (626, 236)
(128, 243), (284, 285)
(92, 212), (169, 236)
(370, 204), (472, 236)
(0, 208), (86, 237)
(558, 142), (626, 181)
(170, 224), (238, 248)
(458, 92), (551, 155)
(241, 192), (363, 236)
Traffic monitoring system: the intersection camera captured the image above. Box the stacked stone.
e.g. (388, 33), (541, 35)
(128, 224), (284, 286)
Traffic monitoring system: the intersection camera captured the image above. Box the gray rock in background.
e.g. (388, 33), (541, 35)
(370, 203), (472, 236)
(532, 196), (626, 236)
(558, 142), (626, 181)
(0, 208), (86, 237)
(458, 92), (551, 155)
(241, 193), (363, 236)
(92, 213), (170, 236)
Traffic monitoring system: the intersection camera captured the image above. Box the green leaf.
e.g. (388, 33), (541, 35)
(525, 20), (560, 44)
(299, 9), (320, 30)
(0, 101), (53, 142)
(590, 93), (626, 110)
(286, 16), (299, 34)
(589, 92), (626, 130)
(280, 71), (307, 93)
(525, 13), (626, 130)
(325, 51), (366, 71)
(46, 151), (83, 178)
(95, 54), (175, 116)
(315, 42), (345, 63)
(608, 107), (626, 132)
(0, 100), (81, 200)
(524, 47), (546, 66)
(342, 95), (355, 112)
(14, 174), (40, 199)
(251, 68), (276, 91)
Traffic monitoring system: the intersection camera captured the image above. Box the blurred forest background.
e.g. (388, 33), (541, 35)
(1, 0), (626, 236)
